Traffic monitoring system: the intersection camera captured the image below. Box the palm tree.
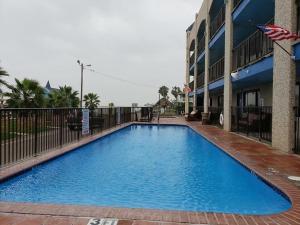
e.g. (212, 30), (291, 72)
(171, 86), (182, 101)
(0, 67), (9, 88)
(108, 102), (114, 108)
(48, 85), (79, 108)
(84, 93), (100, 109)
(5, 78), (45, 108)
(158, 86), (169, 98)
(171, 86), (183, 115)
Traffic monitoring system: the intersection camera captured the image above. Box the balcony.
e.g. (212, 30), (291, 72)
(189, 52), (195, 68)
(197, 36), (205, 57)
(233, 0), (242, 11)
(210, 5), (225, 39)
(232, 29), (273, 71)
(189, 81), (194, 92)
(209, 57), (224, 83)
(197, 72), (205, 88)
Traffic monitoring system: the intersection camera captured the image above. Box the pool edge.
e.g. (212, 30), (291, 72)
(1, 120), (300, 224)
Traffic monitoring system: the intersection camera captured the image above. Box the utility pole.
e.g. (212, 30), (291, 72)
(77, 60), (91, 108)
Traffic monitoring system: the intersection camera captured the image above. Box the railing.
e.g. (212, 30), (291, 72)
(209, 57), (224, 83)
(197, 72), (205, 88)
(0, 107), (153, 168)
(231, 106), (272, 142)
(294, 107), (300, 154)
(190, 52), (195, 67)
(197, 36), (206, 57)
(233, 0), (242, 10)
(232, 25), (274, 71)
(210, 5), (226, 39)
(208, 107), (223, 126)
(189, 81), (194, 92)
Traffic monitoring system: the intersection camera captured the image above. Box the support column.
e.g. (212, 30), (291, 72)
(272, 0), (297, 153)
(193, 40), (198, 111)
(223, 0), (233, 131)
(204, 13), (210, 114)
(185, 33), (191, 115)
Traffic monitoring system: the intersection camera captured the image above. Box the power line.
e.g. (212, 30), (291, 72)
(86, 68), (158, 89)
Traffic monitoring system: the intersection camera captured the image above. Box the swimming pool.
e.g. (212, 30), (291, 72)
(0, 125), (291, 215)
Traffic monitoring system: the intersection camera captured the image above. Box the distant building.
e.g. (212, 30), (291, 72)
(44, 81), (58, 96)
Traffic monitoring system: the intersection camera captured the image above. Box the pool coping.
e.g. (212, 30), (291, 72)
(1, 120), (300, 225)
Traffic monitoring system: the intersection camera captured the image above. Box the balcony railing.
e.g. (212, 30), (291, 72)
(190, 52), (195, 67)
(189, 81), (194, 92)
(210, 5), (226, 39)
(232, 27), (274, 71)
(209, 57), (224, 83)
(197, 72), (205, 88)
(233, 0), (242, 11)
(197, 36), (206, 57)
(231, 106), (272, 142)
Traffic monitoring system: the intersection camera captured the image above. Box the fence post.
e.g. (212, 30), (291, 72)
(34, 110), (38, 156)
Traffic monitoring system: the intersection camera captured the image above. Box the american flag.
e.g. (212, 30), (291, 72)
(257, 24), (300, 41)
(183, 84), (192, 94)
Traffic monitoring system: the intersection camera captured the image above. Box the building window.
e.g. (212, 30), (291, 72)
(218, 95), (224, 107)
(243, 90), (260, 107)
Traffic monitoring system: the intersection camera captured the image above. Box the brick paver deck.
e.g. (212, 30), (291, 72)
(1, 117), (300, 225)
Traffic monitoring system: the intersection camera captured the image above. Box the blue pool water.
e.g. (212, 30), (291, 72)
(0, 125), (291, 214)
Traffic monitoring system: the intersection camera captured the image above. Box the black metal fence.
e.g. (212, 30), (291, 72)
(231, 106), (272, 142)
(294, 107), (300, 154)
(208, 107), (223, 126)
(209, 57), (224, 83)
(210, 5), (226, 39)
(232, 25), (274, 71)
(0, 107), (152, 168)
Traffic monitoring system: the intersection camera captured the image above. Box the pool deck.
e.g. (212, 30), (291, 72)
(1, 117), (300, 225)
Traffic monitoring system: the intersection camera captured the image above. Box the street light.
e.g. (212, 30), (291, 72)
(77, 60), (92, 108)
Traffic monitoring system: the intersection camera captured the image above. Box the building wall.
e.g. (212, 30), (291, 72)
(185, 0), (299, 153)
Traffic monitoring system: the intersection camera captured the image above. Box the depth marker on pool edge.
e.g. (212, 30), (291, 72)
(87, 218), (118, 225)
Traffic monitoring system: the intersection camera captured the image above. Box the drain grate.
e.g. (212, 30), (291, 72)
(87, 218), (118, 225)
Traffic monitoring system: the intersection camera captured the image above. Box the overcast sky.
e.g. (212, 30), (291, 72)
(0, 0), (202, 106)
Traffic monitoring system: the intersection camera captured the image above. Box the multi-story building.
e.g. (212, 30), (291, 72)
(185, 0), (300, 154)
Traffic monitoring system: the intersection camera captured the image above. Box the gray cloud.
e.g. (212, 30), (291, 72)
(0, 0), (202, 106)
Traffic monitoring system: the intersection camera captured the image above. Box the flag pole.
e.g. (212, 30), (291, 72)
(272, 40), (295, 59)
(256, 28), (295, 60)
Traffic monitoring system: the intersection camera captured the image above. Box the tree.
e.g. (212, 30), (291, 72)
(171, 86), (183, 115)
(0, 67), (10, 89)
(171, 86), (182, 101)
(158, 86), (169, 98)
(5, 78), (45, 108)
(108, 102), (114, 108)
(84, 93), (100, 110)
(48, 85), (79, 108)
